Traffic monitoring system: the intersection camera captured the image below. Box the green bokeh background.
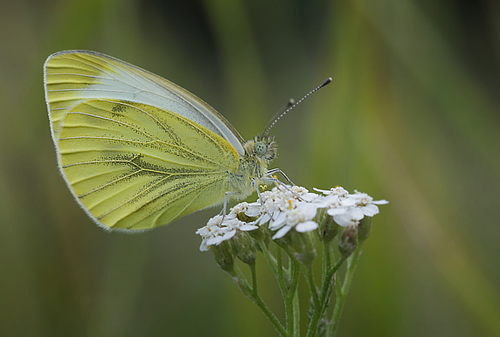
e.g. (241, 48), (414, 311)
(1, 0), (499, 336)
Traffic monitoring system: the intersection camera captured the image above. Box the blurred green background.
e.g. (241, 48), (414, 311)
(1, 0), (499, 336)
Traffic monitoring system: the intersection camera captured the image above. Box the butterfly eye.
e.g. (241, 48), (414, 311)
(254, 141), (268, 155)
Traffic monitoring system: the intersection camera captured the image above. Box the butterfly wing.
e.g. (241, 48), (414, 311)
(44, 51), (244, 230)
(44, 50), (245, 154)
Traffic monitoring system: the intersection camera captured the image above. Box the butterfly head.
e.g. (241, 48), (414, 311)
(244, 135), (278, 163)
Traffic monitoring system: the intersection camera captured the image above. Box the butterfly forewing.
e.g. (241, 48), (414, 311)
(44, 50), (245, 154)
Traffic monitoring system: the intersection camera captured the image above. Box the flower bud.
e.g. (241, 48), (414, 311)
(357, 216), (372, 242)
(212, 241), (235, 274)
(236, 211), (259, 223)
(247, 224), (267, 243)
(319, 213), (339, 243)
(338, 225), (358, 257)
(284, 230), (317, 266)
(230, 232), (256, 265)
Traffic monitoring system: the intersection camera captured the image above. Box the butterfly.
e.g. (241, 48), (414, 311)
(44, 50), (330, 231)
(43, 50), (284, 232)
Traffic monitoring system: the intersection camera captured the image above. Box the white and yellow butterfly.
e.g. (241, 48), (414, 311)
(43, 50), (283, 231)
(44, 50), (330, 232)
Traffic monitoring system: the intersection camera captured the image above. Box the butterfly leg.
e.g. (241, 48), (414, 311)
(262, 168), (296, 192)
(218, 191), (240, 224)
(252, 178), (264, 205)
(261, 171), (309, 202)
(265, 168), (295, 186)
(218, 192), (229, 216)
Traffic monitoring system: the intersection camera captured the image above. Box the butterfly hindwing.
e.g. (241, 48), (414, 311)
(55, 98), (240, 230)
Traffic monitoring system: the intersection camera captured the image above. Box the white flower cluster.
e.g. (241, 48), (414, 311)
(196, 185), (388, 251)
(314, 187), (388, 227)
(196, 202), (260, 251)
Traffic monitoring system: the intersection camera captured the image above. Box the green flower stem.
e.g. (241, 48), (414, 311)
(305, 265), (320, 308)
(233, 263), (288, 337)
(258, 241), (290, 298)
(258, 240), (301, 336)
(277, 246), (284, 281)
(275, 248), (294, 335)
(264, 242), (299, 336)
(232, 263), (249, 289)
(292, 290), (300, 337)
(250, 263), (258, 295)
(258, 241), (283, 286)
(289, 259), (300, 297)
(253, 293), (288, 337)
(285, 286), (295, 335)
(281, 244), (320, 309)
(329, 247), (362, 337)
(322, 241), (332, 284)
(321, 256), (347, 309)
(284, 258), (300, 336)
(280, 244), (323, 337)
(305, 253), (347, 337)
(259, 240), (280, 276)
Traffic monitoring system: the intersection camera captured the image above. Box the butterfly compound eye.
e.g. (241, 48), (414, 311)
(254, 141), (268, 156)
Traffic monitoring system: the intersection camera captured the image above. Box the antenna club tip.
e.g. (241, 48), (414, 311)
(320, 77), (333, 88)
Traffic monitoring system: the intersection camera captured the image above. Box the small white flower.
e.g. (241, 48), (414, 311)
(351, 192), (389, 217)
(231, 202), (250, 215)
(320, 190), (389, 227)
(196, 212), (258, 251)
(258, 187), (320, 239)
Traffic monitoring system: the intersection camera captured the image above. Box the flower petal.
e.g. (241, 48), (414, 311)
(240, 224), (259, 231)
(272, 225), (292, 239)
(300, 203), (319, 219)
(327, 208), (347, 216)
(296, 221), (318, 233)
(222, 229), (237, 241)
(313, 187), (330, 194)
(349, 207), (365, 220)
(259, 213), (272, 225)
(333, 213), (357, 227)
(206, 236), (224, 246)
(199, 241), (210, 251)
(361, 204), (379, 216)
(269, 212), (287, 230)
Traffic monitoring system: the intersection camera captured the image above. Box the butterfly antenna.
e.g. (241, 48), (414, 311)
(262, 77), (332, 137)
